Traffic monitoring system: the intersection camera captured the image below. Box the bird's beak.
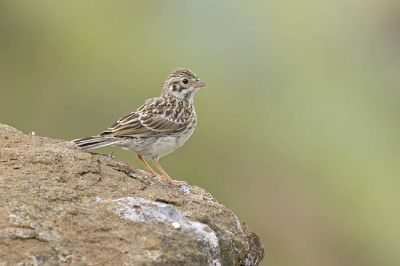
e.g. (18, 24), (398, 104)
(193, 80), (206, 88)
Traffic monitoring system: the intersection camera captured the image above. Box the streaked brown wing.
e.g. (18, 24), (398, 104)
(139, 114), (186, 133)
(100, 112), (147, 137)
(100, 106), (187, 138)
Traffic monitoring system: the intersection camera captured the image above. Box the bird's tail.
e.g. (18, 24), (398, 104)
(72, 136), (120, 150)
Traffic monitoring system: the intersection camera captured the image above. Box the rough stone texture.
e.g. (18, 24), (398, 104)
(0, 124), (264, 266)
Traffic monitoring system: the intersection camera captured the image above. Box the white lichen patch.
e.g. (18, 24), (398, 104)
(171, 221), (181, 229)
(96, 196), (221, 266)
(178, 185), (191, 195)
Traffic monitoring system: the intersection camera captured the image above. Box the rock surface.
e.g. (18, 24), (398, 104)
(0, 124), (264, 265)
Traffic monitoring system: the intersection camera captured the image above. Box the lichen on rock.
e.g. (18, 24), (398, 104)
(0, 123), (264, 265)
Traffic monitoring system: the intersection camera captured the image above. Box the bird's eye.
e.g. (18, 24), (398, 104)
(182, 79), (189, 84)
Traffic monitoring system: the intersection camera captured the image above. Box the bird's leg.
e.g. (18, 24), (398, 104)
(137, 155), (157, 176)
(152, 160), (173, 182)
(151, 159), (186, 185)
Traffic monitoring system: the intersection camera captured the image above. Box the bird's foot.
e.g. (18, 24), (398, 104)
(169, 179), (188, 186)
(158, 175), (187, 186)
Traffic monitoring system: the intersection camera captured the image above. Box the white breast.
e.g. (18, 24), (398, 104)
(119, 127), (195, 159)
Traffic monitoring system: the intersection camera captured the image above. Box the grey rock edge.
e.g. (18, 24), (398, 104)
(0, 124), (264, 266)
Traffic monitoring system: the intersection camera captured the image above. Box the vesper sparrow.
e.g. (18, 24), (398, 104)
(72, 69), (206, 185)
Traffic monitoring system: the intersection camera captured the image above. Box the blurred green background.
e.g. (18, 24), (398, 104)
(1, 1), (399, 265)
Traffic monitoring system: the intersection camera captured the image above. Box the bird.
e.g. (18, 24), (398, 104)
(72, 68), (206, 185)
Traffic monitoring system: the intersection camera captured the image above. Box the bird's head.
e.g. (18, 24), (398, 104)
(162, 68), (206, 101)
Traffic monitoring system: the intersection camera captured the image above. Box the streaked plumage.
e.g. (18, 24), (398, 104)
(72, 68), (206, 184)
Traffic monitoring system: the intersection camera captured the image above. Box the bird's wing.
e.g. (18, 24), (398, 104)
(100, 112), (148, 137)
(100, 99), (188, 138)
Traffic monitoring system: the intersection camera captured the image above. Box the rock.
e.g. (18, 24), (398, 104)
(0, 124), (264, 265)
